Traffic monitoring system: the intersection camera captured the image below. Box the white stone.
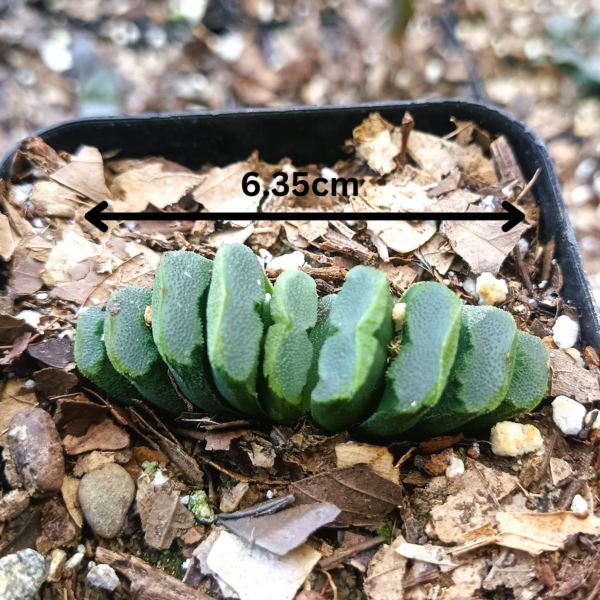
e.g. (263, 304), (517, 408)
(571, 184), (594, 205)
(570, 494), (588, 515)
(267, 251), (305, 271)
(481, 195), (500, 212)
(518, 238), (530, 257)
(87, 564), (119, 592)
(392, 302), (406, 332)
(40, 38), (73, 72)
(475, 272), (508, 306)
(445, 457), (465, 478)
(552, 315), (580, 349)
(462, 277), (476, 295)
(16, 310), (41, 328)
(321, 168), (337, 181)
(575, 157), (597, 180)
(490, 422), (544, 457)
(552, 396), (586, 435)
(152, 470), (169, 487)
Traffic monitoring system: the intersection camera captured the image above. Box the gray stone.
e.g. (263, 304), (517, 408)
(0, 549), (48, 600)
(78, 463), (135, 538)
(8, 408), (65, 497)
(87, 564), (119, 591)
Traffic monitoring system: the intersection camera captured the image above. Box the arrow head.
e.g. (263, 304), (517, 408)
(500, 200), (525, 232)
(85, 201), (109, 233)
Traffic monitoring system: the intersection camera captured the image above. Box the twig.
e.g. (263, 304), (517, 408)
(132, 398), (181, 446)
(531, 433), (556, 493)
(195, 453), (289, 486)
(217, 495), (294, 521)
(541, 238), (555, 284)
(318, 536), (386, 570)
(167, 370), (194, 412)
(317, 569), (338, 600)
(515, 168), (540, 203)
(515, 242), (535, 297)
(587, 576), (600, 600)
(81, 386), (160, 450)
(558, 479), (586, 511)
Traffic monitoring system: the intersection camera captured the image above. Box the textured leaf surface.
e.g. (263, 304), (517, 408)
(311, 266), (394, 431)
(466, 331), (549, 431)
(152, 250), (237, 415)
(74, 306), (138, 404)
(206, 244), (272, 417)
(361, 282), (462, 435)
(262, 270), (317, 423)
(104, 286), (186, 414)
(302, 294), (336, 411)
(410, 305), (517, 437)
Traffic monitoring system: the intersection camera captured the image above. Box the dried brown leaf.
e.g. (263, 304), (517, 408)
(495, 511), (600, 554)
(364, 534), (407, 600)
(50, 146), (111, 204)
(335, 442), (399, 484)
(442, 207), (529, 275)
(63, 418), (130, 455)
(548, 349), (600, 403)
(293, 464), (403, 527)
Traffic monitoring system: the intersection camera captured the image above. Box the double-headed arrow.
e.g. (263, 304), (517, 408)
(85, 200), (525, 233)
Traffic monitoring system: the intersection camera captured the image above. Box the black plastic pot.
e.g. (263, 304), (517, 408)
(1, 99), (599, 352)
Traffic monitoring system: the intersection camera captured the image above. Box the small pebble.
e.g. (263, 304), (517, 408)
(152, 470), (169, 487)
(476, 272), (508, 306)
(266, 490), (274, 499)
(321, 167), (337, 181)
(571, 184), (594, 205)
(35, 292), (48, 300)
(267, 251), (305, 271)
(65, 552), (85, 570)
(552, 315), (580, 349)
(87, 564), (119, 592)
(0, 549), (48, 600)
(490, 422), (544, 457)
(552, 396), (586, 436)
(0, 490), (30, 522)
(575, 157), (598, 180)
(462, 277), (476, 295)
(570, 494), (588, 515)
(8, 408), (64, 497)
(78, 464), (135, 538)
(47, 549), (67, 583)
(16, 310), (41, 328)
(392, 303), (406, 332)
(445, 457), (465, 478)
(481, 195), (500, 212)
(518, 238), (530, 257)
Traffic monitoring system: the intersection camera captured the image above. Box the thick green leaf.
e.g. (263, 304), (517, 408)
(302, 294), (337, 411)
(361, 282), (462, 436)
(104, 286), (186, 414)
(311, 266), (394, 431)
(466, 331), (549, 432)
(409, 305), (518, 437)
(206, 244), (272, 417)
(152, 250), (238, 416)
(262, 270), (318, 423)
(74, 306), (138, 404)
